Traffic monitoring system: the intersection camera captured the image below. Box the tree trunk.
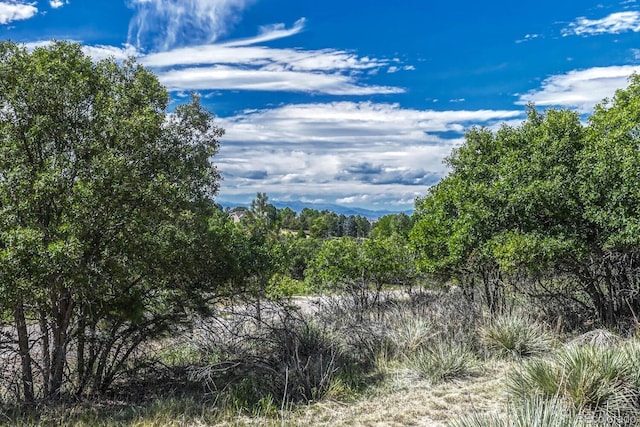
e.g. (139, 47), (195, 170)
(14, 303), (34, 403)
(76, 304), (85, 397)
(49, 287), (74, 399)
(38, 308), (51, 397)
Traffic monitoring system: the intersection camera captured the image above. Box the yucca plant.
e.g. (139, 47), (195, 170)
(508, 358), (561, 401)
(388, 313), (438, 357)
(559, 345), (636, 412)
(449, 396), (586, 427)
(508, 344), (640, 414)
(480, 313), (555, 359)
(409, 341), (478, 384)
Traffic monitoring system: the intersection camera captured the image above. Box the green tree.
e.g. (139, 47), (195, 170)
(411, 108), (585, 313)
(371, 212), (413, 239)
(0, 41), (227, 400)
(306, 236), (417, 310)
(247, 192), (278, 233)
(279, 207), (298, 230)
(575, 74), (640, 324)
(299, 208), (321, 231)
(355, 215), (371, 238)
(411, 87), (640, 326)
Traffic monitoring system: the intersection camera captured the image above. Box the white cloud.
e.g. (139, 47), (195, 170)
(517, 65), (640, 112)
(516, 33), (541, 43)
(0, 1), (38, 25)
(23, 18), (404, 96)
(217, 102), (522, 143)
(214, 102), (523, 208)
(131, 18), (402, 95)
(562, 11), (640, 36)
(127, 0), (255, 51)
(49, 0), (67, 9)
(156, 65), (403, 95)
(23, 40), (141, 61)
(222, 17), (306, 47)
(135, 18), (402, 95)
(81, 43), (141, 61)
(142, 44), (387, 71)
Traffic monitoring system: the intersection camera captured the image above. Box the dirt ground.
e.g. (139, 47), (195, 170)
(225, 360), (510, 427)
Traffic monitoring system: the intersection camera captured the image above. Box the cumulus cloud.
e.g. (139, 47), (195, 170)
(49, 0), (67, 9)
(562, 11), (640, 36)
(338, 162), (440, 186)
(517, 65), (640, 112)
(217, 102), (521, 145)
(0, 1), (38, 25)
(127, 0), (255, 51)
(214, 101), (523, 209)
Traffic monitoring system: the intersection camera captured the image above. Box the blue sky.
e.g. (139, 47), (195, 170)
(2, 0), (640, 210)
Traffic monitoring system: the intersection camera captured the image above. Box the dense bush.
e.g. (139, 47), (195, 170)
(411, 76), (640, 328)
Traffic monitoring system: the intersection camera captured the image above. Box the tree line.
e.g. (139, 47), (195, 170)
(229, 193), (374, 238)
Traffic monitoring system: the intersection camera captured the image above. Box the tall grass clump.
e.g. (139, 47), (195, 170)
(316, 289), (482, 369)
(409, 341), (478, 384)
(480, 313), (555, 359)
(449, 395), (587, 427)
(508, 342), (640, 415)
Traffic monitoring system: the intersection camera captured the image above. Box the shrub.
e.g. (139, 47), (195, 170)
(315, 289), (482, 368)
(191, 302), (360, 409)
(480, 313), (555, 359)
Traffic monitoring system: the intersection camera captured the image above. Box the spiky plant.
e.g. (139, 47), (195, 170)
(449, 396), (586, 427)
(480, 314), (555, 359)
(508, 344), (640, 414)
(409, 341), (478, 384)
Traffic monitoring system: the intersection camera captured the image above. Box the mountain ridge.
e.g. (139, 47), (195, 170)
(218, 200), (412, 220)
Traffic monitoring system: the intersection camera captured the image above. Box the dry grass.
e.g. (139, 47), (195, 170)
(222, 360), (511, 427)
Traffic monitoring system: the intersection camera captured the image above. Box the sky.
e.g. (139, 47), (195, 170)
(2, 0), (640, 211)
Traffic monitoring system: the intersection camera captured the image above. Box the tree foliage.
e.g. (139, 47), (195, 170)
(411, 76), (640, 327)
(306, 235), (417, 309)
(0, 41), (228, 400)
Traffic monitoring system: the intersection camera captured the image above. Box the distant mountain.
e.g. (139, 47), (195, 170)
(218, 200), (412, 220)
